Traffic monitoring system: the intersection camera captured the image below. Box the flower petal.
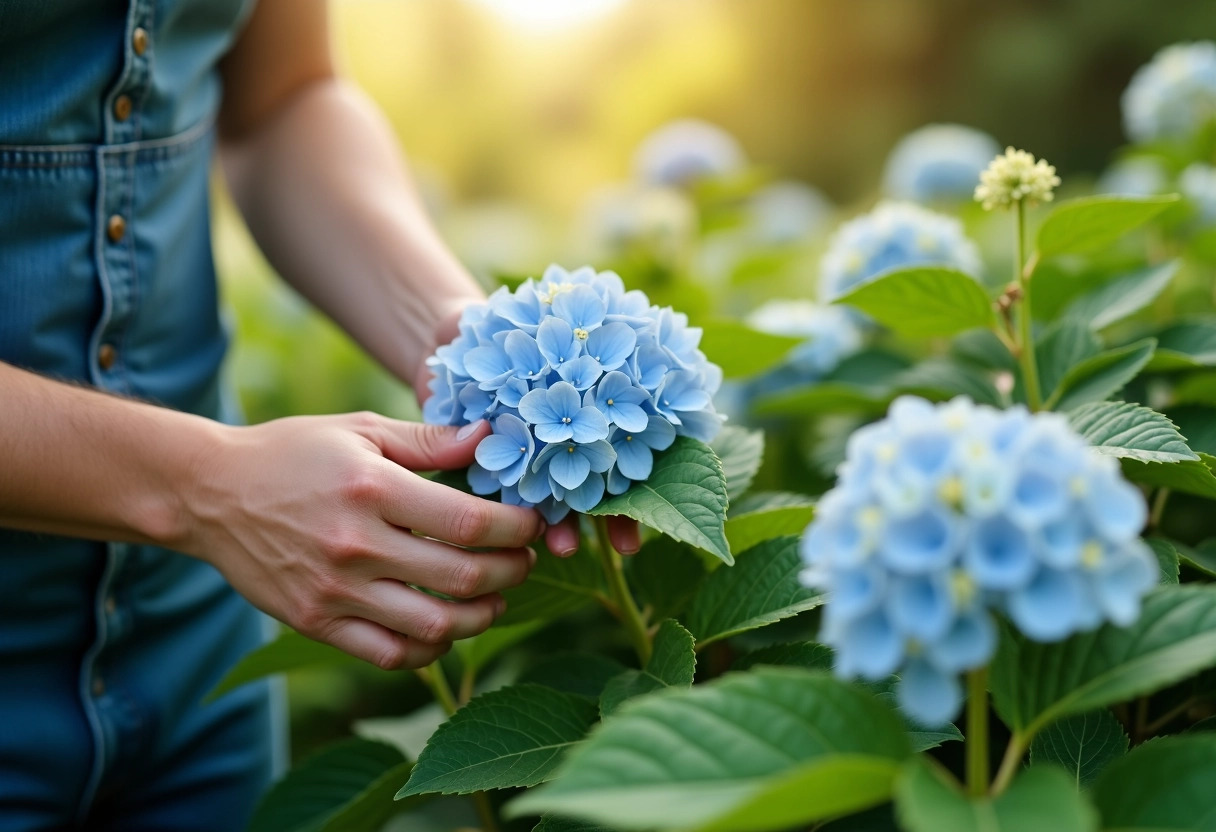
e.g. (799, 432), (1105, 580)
(549, 445), (592, 491)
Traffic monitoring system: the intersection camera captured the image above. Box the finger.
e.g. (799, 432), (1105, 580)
(545, 515), (580, 557)
(382, 467), (545, 548)
(374, 531), (535, 597)
(362, 416), (493, 472)
(607, 515), (641, 556)
(352, 581), (505, 644)
(317, 617), (452, 670)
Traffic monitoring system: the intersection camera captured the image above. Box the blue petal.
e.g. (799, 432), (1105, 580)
(897, 658), (962, 727)
(1093, 543), (1156, 626)
(1083, 473), (1147, 542)
(495, 412), (533, 447)
(830, 563), (887, 621)
(549, 444), (592, 490)
(638, 415), (677, 450)
(614, 434), (654, 480)
(495, 377), (530, 408)
(558, 356), (602, 390)
(880, 508), (956, 573)
(538, 497), (571, 525)
(570, 406), (610, 444)
(607, 466), (632, 494)
(886, 573), (953, 641)
(537, 317), (580, 367)
(594, 370), (634, 406)
(475, 433), (528, 473)
(926, 608), (996, 672)
(1009, 463), (1069, 527)
(586, 323), (638, 372)
(458, 383), (494, 423)
(564, 473), (607, 512)
(552, 285), (607, 331)
(547, 382), (583, 418)
(1007, 567), (1087, 642)
(964, 515), (1037, 590)
(579, 439), (617, 473)
(464, 345), (512, 383)
(467, 463), (501, 496)
(518, 467), (553, 503)
(518, 387), (560, 427)
(504, 330), (547, 378)
(834, 610), (903, 680)
(534, 421), (574, 444)
(610, 402), (650, 433)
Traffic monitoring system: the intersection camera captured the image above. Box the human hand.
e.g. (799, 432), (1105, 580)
(183, 413), (544, 669)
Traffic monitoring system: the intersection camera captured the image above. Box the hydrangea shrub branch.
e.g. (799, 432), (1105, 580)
(593, 515), (653, 665)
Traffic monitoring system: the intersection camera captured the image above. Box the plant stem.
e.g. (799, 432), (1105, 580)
(966, 667), (990, 798)
(1015, 200), (1043, 412)
(991, 732), (1028, 796)
(1150, 488), (1172, 531)
(593, 516), (653, 665)
(416, 664), (500, 832)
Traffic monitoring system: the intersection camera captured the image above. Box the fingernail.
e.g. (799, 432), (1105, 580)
(527, 547), (537, 566)
(558, 544), (578, 557)
(456, 420), (486, 441)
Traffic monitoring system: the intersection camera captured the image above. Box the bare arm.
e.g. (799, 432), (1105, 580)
(218, 0), (481, 391)
(0, 362), (543, 668)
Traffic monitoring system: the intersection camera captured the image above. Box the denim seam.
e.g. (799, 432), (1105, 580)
(0, 115), (216, 167)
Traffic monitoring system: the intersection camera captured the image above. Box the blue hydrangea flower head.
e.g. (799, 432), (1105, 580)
(1122, 41), (1216, 143)
(634, 119), (745, 187)
(745, 181), (833, 245)
(424, 264), (723, 522)
(1181, 163), (1216, 225)
(882, 124), (1001, 204)
(819, 202), (982, 304)
(800, 396), (1156, 726)
(747, 301), (863, 378)
(1097, 157), (1169, 197)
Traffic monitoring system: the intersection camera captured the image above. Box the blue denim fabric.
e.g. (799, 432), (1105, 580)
(0, 1), (287, 829)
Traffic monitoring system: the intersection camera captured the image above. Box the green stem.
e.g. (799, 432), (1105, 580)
(416, 665), (500, 832)
(1015, 200), (1043, 412)
(1150, 488), (1171, 531)
(966, 667), (990, 798)
(991, 732), (1028, 796)
(593, 516), (653, 665)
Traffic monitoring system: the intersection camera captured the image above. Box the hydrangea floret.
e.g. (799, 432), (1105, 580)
(1180, 163), (1216, 225)
(633, 119), (745, 187)
(974, 147), (1061, 211)
(424, 265), (724, 523)
(882, 123), (1001, 204)
(1122, 41), (1216, 143)
(818, 201), (982, 303)
(799, 396), (1157, 726)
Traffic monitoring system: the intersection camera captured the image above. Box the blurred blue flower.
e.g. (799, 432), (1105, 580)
(1097, 157), (1169, 197)
(423, 264), (723, 518)
(1122, 41), (1216, 143)
(1181, 163), (1216, 225)
(746, 181), (833, 245)
(634, 119), (745, 187)
(882, 124), (1001, 204)
(801, 396), (1157, 726)
(819, 202), (982, 304)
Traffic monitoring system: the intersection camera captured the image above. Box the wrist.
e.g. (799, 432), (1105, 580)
(142, 415), (237, 557)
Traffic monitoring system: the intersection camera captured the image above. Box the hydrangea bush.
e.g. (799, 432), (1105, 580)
(220, 44), (1216, 832)
(882, 123), (1001, 203)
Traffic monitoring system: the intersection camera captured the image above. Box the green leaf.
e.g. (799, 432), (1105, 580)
(1036, 320), (1102, 401)
(1028, 710), (1129, 788)
(519, 651), (630, 700)
(1068, 401), (1199, 463)
(1173, 373), (1216, 407)
(1150, 320), (1216, 370)
(1148, 537), (1182, 584)
(751, 382), (889, 418)
(1169, 405), (1216, 456)
(832, 267), (995, 336)
(1176, 539), (1216, 578)
(990, 585), (1216, 739)
(626, 537), (708, 621)
(590, 436), (732, 564)
(506, 668), (913, 832)
(532, 818), (614, 832)
(1062, 260), (1180, 331)
(733, 641), (834, 672)
(895, 759), (1098, 832)
(1045, 338), (1156, 412)
(724, 492), (815, 554)
(248, 739), (413, 832)
(600, 619), (696, 717)
(1119, 453), (1216, 500)
(952, 328), (1017, 371)
(1091, 735), (1216, 831)
(1035, 195), (1179, 259)
(397, 685), (599, 797)
(454, 620), (546, 678)
(684, 536), (823, 648)
(208, 630), (358, 701)
(699, 319), (803, 379)
(711, 425), (764, 501)
(893, 358), (1003, 408)
(498, 545), (606, 626)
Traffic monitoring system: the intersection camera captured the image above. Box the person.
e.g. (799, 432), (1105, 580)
(0, 1), (638, 829)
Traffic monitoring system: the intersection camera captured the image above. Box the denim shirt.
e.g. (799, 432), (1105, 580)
(0, 2), (283, 827)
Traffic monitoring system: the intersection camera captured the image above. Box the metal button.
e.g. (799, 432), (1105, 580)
(98, 344), (117, 371)
(107, 214), (126, 242)
(132, 27), (149, 56)
(105, 596), (117, 615)
(92, 676), (105, 697)
(114, 95), (133, 121)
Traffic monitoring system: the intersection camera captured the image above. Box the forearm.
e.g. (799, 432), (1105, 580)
(0, 362), (217, 548)
(219, 78), (484, 387)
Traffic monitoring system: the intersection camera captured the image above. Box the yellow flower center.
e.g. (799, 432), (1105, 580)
(574, 327), (589, 340)
(1082, 540), (1103, 569)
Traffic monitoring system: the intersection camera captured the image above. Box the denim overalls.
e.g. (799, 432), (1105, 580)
(0, 2), (284, 828)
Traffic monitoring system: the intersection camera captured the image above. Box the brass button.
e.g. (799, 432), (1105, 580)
(92, 676), (105, 697)
(98, 344), (117, 371)
(107, 214), (126, 242)
(114, 94), (132, 121)
(132, 27), (149, 56)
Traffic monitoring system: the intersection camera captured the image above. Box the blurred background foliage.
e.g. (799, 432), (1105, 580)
(210, 0), (1216, 782)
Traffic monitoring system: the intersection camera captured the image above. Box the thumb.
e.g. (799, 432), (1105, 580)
(369, 417), (492, 472)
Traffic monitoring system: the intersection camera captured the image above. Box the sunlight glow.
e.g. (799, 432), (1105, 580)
(468, 0), (629, 31)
